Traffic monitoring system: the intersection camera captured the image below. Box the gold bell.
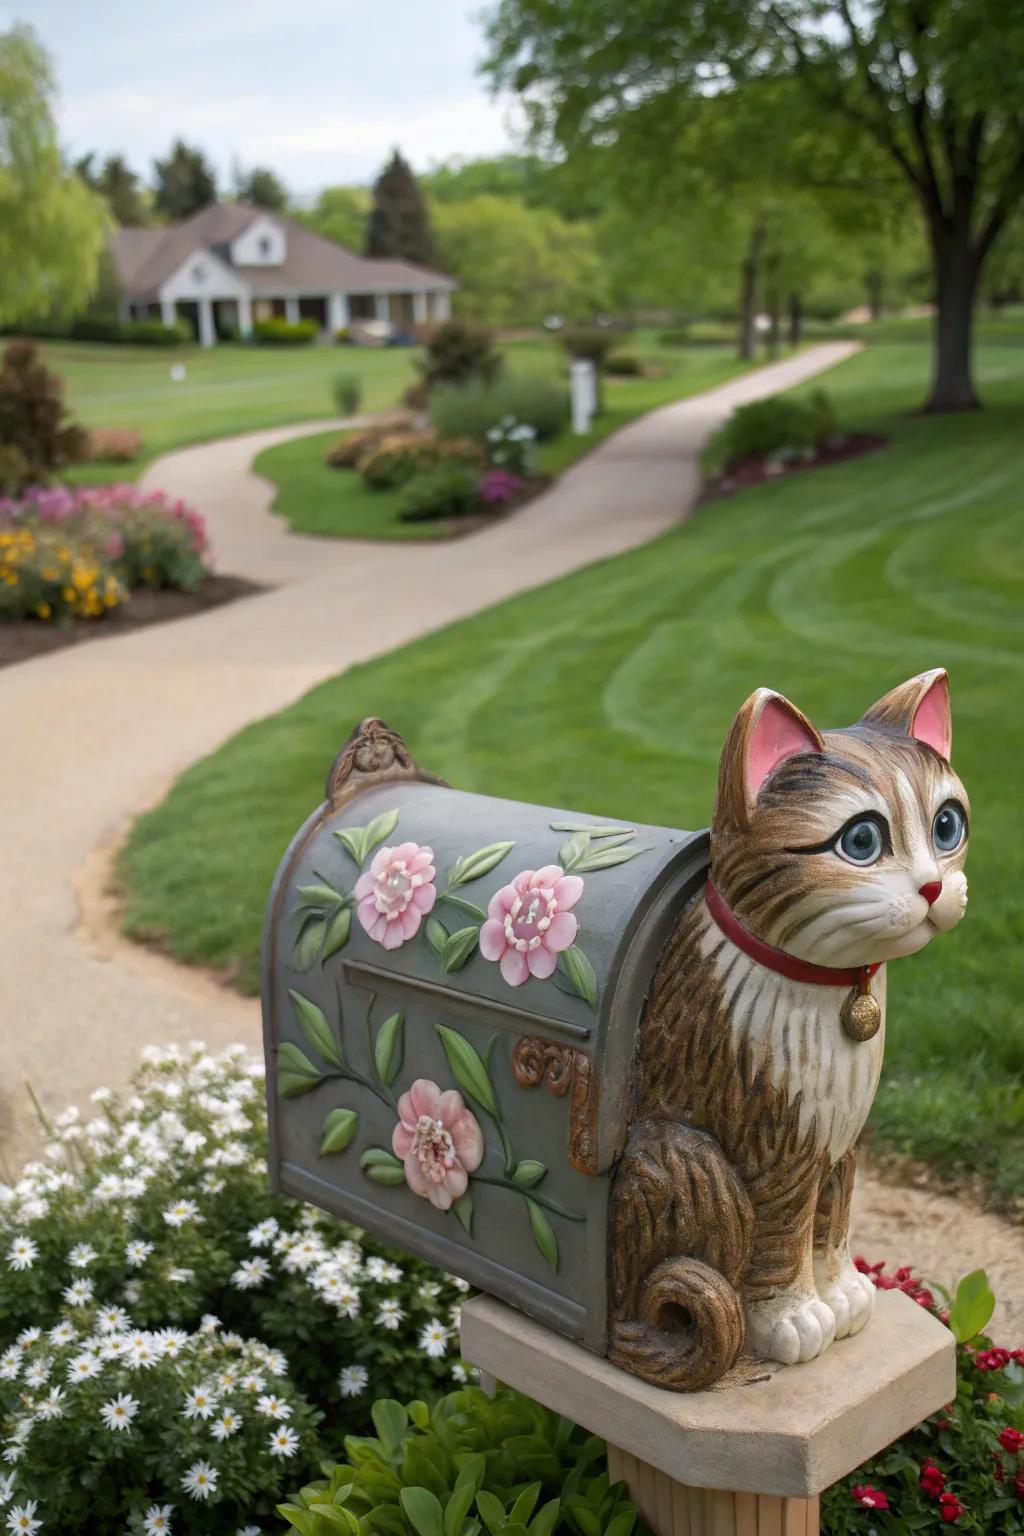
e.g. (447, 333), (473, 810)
(841, 969), (882, 1042)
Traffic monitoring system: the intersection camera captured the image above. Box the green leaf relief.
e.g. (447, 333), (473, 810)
(321, 903), (352, 962)
(424, 916), (449, 959)
(571, 843), (654, 873)
(292, 913), (326, 971)
(288, 988), (344, 1067)
(360, 1146), (406, 1185)
(333, 826), (366, 865)
(363, 807), (401, 857)
(441, 926), (479, 973)
(557, 831), (590, 871)
(320, 1107), (359, 1155)
(435, 1025), (498, 1117)
(511, 1160), (546, 1189)
(526, 1198), (559, 1271)
(277, 1042), (321, 1099)
(550, 822), (635, 839)
(558, 945), (598, 1009)
(374, 1012), (404, 1087)
(447, 840), (516, 888)
(453, 1190), (474, 1235)
(296, 879), (347, 908)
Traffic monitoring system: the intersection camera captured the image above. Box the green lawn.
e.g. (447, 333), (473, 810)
(254, 342), (753, 539)
(117, 340), (1024, 1207)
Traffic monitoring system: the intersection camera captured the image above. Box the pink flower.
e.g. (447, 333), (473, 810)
(354, 842), (436, 949)
(392, 1079), (484, 1210)
(479, 865), (583, 987)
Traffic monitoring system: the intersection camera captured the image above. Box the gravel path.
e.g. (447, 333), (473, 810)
(2, 340), (1020, 1336)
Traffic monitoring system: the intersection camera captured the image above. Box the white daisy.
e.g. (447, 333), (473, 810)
(167, 1267), (194, 1284)
(23, 1359), (50, 1389)
(375, 1299), (404, 1331)
(180, 1460), (219, 1501)
(210, 1406), (241, 1440)
(0, 1473), (13, 1505)
(143, 1505), (174, 1535)
(451, 1362), (469, 1383)
(155, 1328), (188, 1358)
(15, 1329), (40, 1350)
(418, 1319), (450, 1359)
(68, 1243), (97, 1268)
(268, 1422), (300, 1458)
(338, 1364), (368, 1397)
(96, 1305), (129, 1334)
(0, 1350), (20, 1382)
(247, 1218), (278, 1247)
(5, 1237), (37, 1272)
(125, 1239), (154, 1267)
(239, 1373), (266, 1394)
(334, 1285), (361, 1319)
(182, 1383), (218, 1420)
(6, 1500), (42, 1534)
(62, 1278), (94, 1307)
(67, 1351), (101, 1382)
(100, 1392), (139, 1432)
(36, 1385), (65, 1420)
(231, 1257), (270, 1291)
(256, 1393), (290, 1419)
(163, 1199), (200, 1228)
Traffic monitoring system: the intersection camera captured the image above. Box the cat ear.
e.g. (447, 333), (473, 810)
(860, 669), (952, 759)
(715, 688), (825, 829)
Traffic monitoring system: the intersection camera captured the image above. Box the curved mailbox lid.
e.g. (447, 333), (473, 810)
(262, 773), (708, 1345)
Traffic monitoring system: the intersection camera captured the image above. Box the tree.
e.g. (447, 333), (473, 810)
(366, 149), (434, 265)
(75, 152), (147, 225)
(294, 185), (371, 251)
(484, 0), (1024, 412)
(0, 26), (108, 327)
(153, 139), (217, 221)
(235, 164), (288, 211)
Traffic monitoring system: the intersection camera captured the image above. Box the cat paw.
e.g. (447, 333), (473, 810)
(746, 1295), (837, 1365)
(817, 1264), (875, 1340)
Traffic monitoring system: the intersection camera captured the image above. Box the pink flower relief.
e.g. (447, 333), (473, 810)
(354, 842), (436, 949)
(479, 865), (584, 987)
(392, 1079), (484, 1210)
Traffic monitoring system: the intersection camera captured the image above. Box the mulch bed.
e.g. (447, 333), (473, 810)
(0, 574), (263, 671)
(699, 433), (888, 505)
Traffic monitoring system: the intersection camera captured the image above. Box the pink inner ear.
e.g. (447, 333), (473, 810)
(912, 674), (952, 758)
(747, 698), (822, 798)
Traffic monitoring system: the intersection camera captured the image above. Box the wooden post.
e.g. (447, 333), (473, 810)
(460, 1292), (954, 1536)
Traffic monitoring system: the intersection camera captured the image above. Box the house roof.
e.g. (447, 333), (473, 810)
(113, 203), (456, 300)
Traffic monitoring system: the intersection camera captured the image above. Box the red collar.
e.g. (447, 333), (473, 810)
(704, 881), (882, 989)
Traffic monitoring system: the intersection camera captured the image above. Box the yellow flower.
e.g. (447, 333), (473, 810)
(36, 603), (51, 620)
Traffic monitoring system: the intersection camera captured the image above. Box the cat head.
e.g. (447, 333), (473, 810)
(710, 670), (970, 967)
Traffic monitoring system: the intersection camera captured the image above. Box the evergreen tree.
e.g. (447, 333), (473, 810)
(76, 152), (147, 225)
(235, 164), (288, 211)
(366, 149), (434, 265)
(153, 139), (217, 221)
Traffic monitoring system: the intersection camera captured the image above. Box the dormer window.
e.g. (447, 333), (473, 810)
(192, 262), (205, 282)
(258, 236), (272, 257)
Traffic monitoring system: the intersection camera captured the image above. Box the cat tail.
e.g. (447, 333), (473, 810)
(608, 1119), (753, 1390)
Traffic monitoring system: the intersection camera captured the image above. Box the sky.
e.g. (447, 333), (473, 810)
(2, 0), (523, 195)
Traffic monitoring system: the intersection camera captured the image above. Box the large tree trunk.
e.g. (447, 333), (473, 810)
(925, 217), (980, 412)
(738, 218), (766, 361)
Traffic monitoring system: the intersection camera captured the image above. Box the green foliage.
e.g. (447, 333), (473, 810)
(0, 339), (88, 491)
(367, 149), (434, 266)
(419, 321), (503, 391)
(0, 25), (109, 326)
(399, 461), (481, 523)
(67, 315), (193, 346)
(429, 376), (567, 444)
(701, 389), (837, 476)
(153, 137), (217, 220)
(558, 328), (619, 368)
(333, 372), (364, 416)
(604, 354), (644, 377)
(255, 319), (319, 346)
(359, 433), (482, 491)
(277, 1385), (642, 1536)
(297, 186), (372, 252)
(75, 151), (148, 225)
(236, 163), (288, 211)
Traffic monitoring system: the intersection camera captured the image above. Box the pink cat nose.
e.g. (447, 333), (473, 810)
(919, 881), (942, 906)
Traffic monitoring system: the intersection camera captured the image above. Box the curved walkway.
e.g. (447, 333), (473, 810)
(2, 341), (1020, 1332)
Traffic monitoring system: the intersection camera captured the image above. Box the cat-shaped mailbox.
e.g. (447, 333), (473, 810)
(262, 670), (969, 1390)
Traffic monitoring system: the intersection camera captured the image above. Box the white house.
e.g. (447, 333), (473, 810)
(113, 203), (456, 346)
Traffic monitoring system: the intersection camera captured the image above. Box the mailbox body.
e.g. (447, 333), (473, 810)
(263, 758), (707, 1357)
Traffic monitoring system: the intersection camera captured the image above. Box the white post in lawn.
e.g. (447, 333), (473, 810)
(197, 298), (215, 348)
(327, 293), (349, 334)
(374, 293), (390, 323)
(571, 360), (596, 435)
(285, 297), (301, 325)
(237, 294), (253, 339)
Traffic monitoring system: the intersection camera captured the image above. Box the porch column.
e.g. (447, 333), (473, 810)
(285, 296), (300, 324)
(432, 290), (452, 322)
(412, 291), (428, 324)
(160, 297), (177, 327)
(197, 297), (216, 347)
(237, 293), (253, 338)
(374, 293), (390, 322)
(327, 292), (349, 333)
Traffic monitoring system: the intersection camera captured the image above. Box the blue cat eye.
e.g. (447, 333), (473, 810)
(933, 802), (966, 854)
(835, 818), (884, 866)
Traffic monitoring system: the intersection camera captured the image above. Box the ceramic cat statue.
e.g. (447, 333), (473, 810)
(609, 667), (969, 1388)
(262, 669), (969, 1394)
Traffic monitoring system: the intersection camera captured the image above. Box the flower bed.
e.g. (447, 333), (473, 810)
(0, 484), (210, 623)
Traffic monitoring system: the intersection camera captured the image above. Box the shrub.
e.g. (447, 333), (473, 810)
(332, 372), (363, 416)
(402, 378), (432, 412)
(658, 327), (691, 348)
(334, 328), (351, 344)
(88, 428), (144, 464)
(0, 522), (124, 622)
(0, 1319), (319, 1531)
(823, 1261), (1024, 1533)
(417, 320), (503, 391)
(253, 319), (319, 346)
(358, 433), (482, 490)
(0, 1045), (468, 1444)
(399, 461), (480, 522)
(430, 377), (568, 445)
(0, 340), (89, 493)
(485, 416), (537, 475)
(278, 1385), (642, 1536)
(700, 389), (838, 478)
(604, 353), (644, 377)
(69, 316), (194, 346)
(480, 468), (527, 508)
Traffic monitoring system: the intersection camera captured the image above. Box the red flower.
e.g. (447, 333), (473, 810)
(920, 1460), (945, 1498)
(999, 1427), (1024, 1454)
(975, 1347), (1011, 1371)
(938, 1492), (965, 1523)
(851, 1485), (890, 1511)
(1011, 1349), (1024, 1366)
(1014, 1468), (1024, 1500)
